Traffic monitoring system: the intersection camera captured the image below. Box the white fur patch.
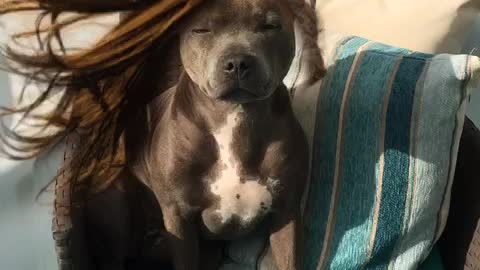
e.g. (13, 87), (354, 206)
(209, 109), (275, 224)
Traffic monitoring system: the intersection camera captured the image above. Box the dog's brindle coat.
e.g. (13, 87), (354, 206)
(123, 0), (309, 269)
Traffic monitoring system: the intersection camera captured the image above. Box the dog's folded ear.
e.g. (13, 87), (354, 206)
(284, 0), (326, 93)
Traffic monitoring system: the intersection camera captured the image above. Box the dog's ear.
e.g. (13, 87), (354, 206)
(286, 0), (326, 94)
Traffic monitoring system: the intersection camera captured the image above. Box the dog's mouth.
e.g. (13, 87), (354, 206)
(219, 88), (262, 103)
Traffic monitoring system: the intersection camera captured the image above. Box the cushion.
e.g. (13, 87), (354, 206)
(220, 35), (480, 269)
(300, 36), (479, 269)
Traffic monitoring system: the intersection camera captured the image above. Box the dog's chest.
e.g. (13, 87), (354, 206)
(206, 109), (278, 223)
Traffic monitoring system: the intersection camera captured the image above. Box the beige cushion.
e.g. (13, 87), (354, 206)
(316, 0), (480, 54)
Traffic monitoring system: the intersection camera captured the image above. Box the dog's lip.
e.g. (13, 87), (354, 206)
(219, 88), (261, 101)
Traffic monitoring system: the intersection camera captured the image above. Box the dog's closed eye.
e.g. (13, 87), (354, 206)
(260, 12), (283, 31)
(192, 28), (211, 34)
(261, 23), (282, 31)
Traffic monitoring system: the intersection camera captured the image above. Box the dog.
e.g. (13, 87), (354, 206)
(80, 0), (308, 269)
(125, 0), (309, 269)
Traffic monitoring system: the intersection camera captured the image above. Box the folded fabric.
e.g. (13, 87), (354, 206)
(221, 36), (480, 269)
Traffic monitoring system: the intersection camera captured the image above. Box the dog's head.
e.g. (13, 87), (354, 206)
(179, 0), (295, 104)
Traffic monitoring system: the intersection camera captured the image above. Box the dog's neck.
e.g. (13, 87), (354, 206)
(172, 73), (289, 132)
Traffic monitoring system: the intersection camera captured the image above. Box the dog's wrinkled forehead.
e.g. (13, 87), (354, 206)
(186, 0), (294, 31)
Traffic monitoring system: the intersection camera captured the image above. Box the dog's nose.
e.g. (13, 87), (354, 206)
(223, 55), (254, 78)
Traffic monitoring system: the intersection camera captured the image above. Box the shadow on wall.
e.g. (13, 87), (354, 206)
(426, 0), (480, 56)
(435, 0), (480, 127)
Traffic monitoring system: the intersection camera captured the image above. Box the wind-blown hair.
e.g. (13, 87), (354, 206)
(0, 0), (205, 192)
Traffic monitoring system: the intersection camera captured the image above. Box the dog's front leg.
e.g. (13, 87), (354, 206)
(270, 212), (303, 270)
(162, 207), (199, 270)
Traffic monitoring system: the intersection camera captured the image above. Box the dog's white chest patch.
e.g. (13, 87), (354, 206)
(209, 110), (275, 224)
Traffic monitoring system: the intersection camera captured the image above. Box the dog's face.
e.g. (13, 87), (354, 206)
(179, 0), (295, 104)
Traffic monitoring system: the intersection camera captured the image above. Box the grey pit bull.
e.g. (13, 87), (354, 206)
(124, 0), (309, 269)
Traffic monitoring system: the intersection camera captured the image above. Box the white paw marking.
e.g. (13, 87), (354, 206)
(209, 109), (274, 224)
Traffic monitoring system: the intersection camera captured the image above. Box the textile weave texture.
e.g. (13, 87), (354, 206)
(303, 36), (478, 270)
